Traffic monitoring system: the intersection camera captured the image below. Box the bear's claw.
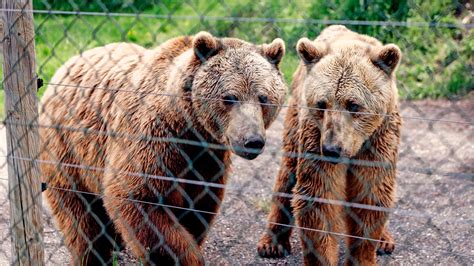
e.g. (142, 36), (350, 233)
(377, 241), (395, 255)
(377, 229), (395, 255)
(257, 235), (291, 258)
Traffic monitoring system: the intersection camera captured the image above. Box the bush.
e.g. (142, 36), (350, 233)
(34, 0), (181, 13)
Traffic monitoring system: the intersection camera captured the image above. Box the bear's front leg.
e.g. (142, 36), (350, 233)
(294, 200), (340, 265)
(258, 105), (299, 258)
(292, 161), (346, 266)
(103, 191), (205, 266)
(345, 167), (395, 265)
(257, 156), (296, 258)
(345, 212), (386, 266)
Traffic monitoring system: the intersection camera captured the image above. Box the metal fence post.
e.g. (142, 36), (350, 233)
(1, 0), (44, 265)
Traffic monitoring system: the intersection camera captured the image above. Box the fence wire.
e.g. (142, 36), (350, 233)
(1, 1), (473, 265)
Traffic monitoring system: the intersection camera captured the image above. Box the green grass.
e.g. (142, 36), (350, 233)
(7, 13), (304, 104)
(32, 13), (304, 92)
(251, 197), (272, 213)
(0, 90), (3, 120)
(30, 13), (474, 99)
(1, 1), (472, 118)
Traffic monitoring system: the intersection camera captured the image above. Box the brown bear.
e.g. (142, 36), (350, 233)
(257, 25), (402, 265)
(39, 31), (286, 265)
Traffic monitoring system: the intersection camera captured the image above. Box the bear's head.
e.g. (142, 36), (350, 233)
(187, 32), (286, 160)
(296, 36), (401, 162)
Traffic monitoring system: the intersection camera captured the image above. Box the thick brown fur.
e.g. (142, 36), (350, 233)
(40, 32), (286, 265)
(258, 25), (402, 265)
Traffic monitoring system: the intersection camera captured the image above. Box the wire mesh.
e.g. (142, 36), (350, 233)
(0, 0), (473, 265)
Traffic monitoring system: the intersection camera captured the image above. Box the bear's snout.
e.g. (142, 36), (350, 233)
(231, 134), (266, 160)
(226, 103), (267, 160)
(243, 135), (265, 159)
(321, 144), (342, 163)
(244, 135), (265, 150)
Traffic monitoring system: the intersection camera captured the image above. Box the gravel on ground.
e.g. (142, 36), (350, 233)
(0, 95), (472, 265)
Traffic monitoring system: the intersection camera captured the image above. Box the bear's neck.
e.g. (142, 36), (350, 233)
(358, 110), (401, 164)
(164, 50), (196, 95)
(155, 49), (225, 150)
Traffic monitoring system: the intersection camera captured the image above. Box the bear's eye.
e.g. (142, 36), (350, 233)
(258, 95), (268, 105)
(346, 101), (361, 113)
(223, 94), (238, 106)
(316, 101), (327, 110)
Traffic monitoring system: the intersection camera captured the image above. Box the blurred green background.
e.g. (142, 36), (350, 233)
(1, 0), (472, 117)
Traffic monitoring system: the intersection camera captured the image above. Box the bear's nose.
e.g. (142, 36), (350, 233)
(244, 135), (265, 152)
(322, 144), (342, 162)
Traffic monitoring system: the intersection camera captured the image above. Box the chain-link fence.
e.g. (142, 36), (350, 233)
(1, 0), (473, 265)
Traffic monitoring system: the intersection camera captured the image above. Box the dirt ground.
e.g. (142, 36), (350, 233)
(0, 95), (472, 265)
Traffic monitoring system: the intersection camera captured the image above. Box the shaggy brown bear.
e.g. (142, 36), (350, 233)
(40, 31), (286, 265)
(257, 25), (402, 265)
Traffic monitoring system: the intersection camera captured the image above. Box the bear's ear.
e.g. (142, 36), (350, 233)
(261, 38), (285, 66)
(193, 31), (221, 62)
(296, 38), (326, 65)
(371, 44), (402, 75)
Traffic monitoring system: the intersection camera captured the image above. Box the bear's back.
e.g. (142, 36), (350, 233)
(39, 37), (196, 190)
(316, 25), (382, 47)
(41, 37), (192, 106)
(40, 37), (195, 125)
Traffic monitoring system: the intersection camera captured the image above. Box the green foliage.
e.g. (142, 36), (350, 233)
(1, 0), (471, 107)
(307, 0), (409, 38)
(33, 0), (182, 14)
(0, 90), (3, 120)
